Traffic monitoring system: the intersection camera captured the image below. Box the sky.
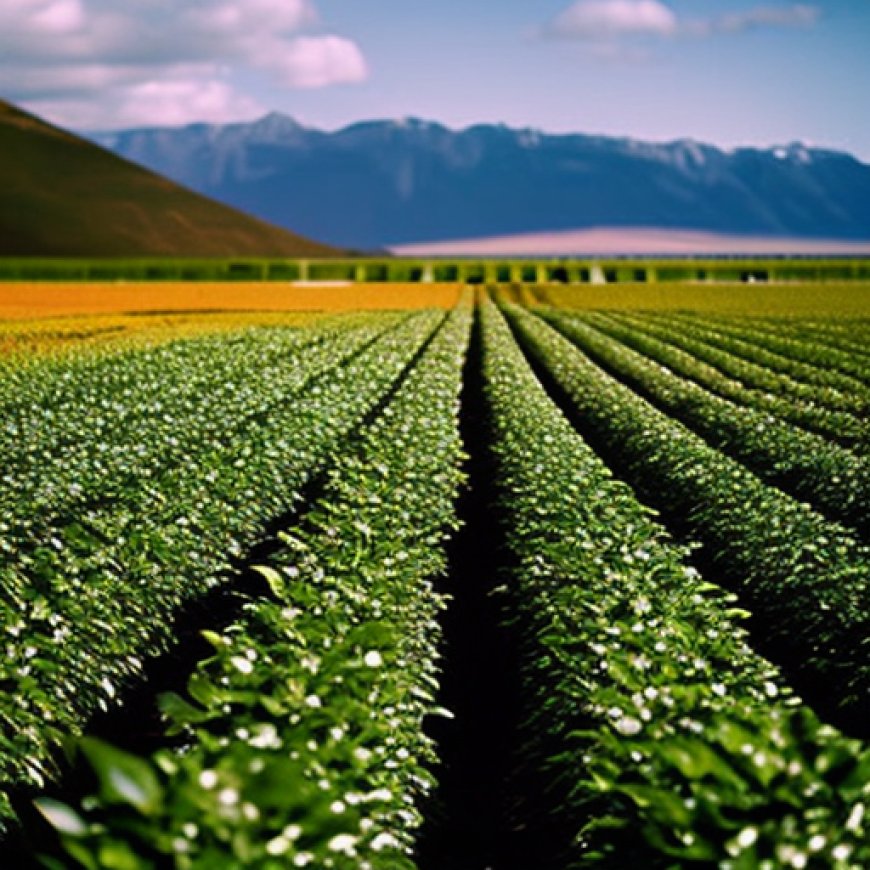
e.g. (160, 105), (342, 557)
(2, 0), (869, 160)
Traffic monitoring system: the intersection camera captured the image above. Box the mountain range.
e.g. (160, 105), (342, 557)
(0, 100), (338, 258)
(90, 114), (870, 251)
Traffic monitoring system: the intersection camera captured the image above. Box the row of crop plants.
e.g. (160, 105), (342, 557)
(786, 318), (870, 358)
(693, 314), (870, 357)
(477, 295), (869, 867)
(655, 312), (870, 387)
(0, 311), (444, 829)
(560, 310), (867, 451)
(25, 296), (473, 868)
(0, 312), (320, 362)
(1, 298), (868, 866)
(0, 314), (378, 528)
(628, 312), (869, 415)
(535, 310), (870, 539)
(585, 310), (866, 426)
(505, 304), (870, 734)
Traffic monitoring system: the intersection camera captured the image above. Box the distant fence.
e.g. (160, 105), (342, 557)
(0, 256), (868, 284)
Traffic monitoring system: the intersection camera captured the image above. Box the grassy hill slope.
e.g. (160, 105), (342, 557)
(0, 100), (340, 257)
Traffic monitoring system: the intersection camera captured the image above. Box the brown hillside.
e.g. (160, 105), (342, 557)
(0, 100), (340, 257)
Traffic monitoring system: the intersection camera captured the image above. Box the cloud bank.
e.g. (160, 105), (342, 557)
(547, 0), (678, 40)
(0, 0), (369, 127)
(545, 1), (820, 46)
(703, 5), (821, 36)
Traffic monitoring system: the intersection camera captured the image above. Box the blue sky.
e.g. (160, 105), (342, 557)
(2, 1), (869, 159)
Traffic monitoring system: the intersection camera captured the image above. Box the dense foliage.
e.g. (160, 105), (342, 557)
(506, 304), (870, 728)
(31, 298), (472, 868)
(0, 312), (439, 827)
(569, 311), (868, 450)
(540, 310), (870, 538)
(481, 295), (870, 868)
(607, 311), (867, 418)
(0, 297), (867, 868)
(656, 312), (870, 397)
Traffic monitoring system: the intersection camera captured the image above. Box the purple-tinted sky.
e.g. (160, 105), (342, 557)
(2, 1), (869, 159)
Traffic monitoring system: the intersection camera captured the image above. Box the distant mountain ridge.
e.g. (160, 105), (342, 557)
(0, 100), (339, 257)
(89, 114), (870, 251)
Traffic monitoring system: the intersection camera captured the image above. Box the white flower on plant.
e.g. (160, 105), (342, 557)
(614, 716), (642, 736)
(363, 650), (384, 668)
(327, 834), (358, 855)
(198, 770), (218, 789)
(832, 844), (851, 861)
(371, 832), (400, 851)
(301, 655), (320, 674)
(807, 835), (826, 853)
(218, 788), (239, 807)
(230, 656), (254, 675)
(845, 802), (864, 832)
(736, 826), (758, 849)
(265, 836), (290, 856)
(249, 724), (280, 749)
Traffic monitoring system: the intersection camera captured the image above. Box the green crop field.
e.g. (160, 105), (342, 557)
(0, 287), (868, 868)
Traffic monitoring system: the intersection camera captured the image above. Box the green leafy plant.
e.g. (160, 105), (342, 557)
(0, 311), (440, 828)
(32, 297), (472, 867)
(506, 302), (870, 725)
(480, 295), (870, 868)
(567, 309), (868, 449)
(540, 309), (870, 536)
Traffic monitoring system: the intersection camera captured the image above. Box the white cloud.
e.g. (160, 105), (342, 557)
(30, 79), (265, 129)
(113, 79), (265, 127)
(182, 0), (315, 40)
(0, 0), (368, 127)
(28, 0), (85, 33)
(263, 36), (368, 88)
(547, 0), (678, 40)
(0, 63), (143, 97)
(710, 4), (820, 35)
(545, 1), (821, 44)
